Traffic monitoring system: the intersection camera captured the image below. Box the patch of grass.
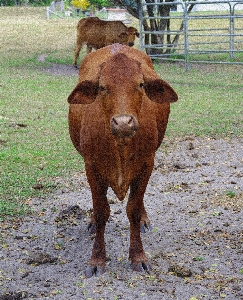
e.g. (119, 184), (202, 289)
(0, 68), (84, 216)
(0, 8), (84, 218)
(0, 66), (83, 218)
(47, 51), (75, 65)
(154, 63), (243, 137)
(225, 190), (236, 198)
(193, 256), (204, 261)
(189, 52), (243, 63)
(0, 199), (28, 220)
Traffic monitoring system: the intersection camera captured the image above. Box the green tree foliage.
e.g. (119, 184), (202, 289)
(0, 0), (51, 5)
(88, 0), (115, 9)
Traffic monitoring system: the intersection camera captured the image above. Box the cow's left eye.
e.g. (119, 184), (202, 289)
(139, 82), (144, 88)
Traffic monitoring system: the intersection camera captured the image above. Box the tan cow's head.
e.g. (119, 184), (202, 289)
(68, 53), (177, 138)
(118, 27), (139, 47)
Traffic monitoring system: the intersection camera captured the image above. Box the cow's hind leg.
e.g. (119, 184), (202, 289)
(73, 41), (85, 67)
(86, 44), (92, 54)
(126, 162), (153, 273)
(85, 165), (110, 278)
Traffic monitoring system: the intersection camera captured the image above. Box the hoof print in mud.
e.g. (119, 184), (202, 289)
(55, 205), (86, 226)
(168, 264), (192, 277)
(26, 251), (58, 266)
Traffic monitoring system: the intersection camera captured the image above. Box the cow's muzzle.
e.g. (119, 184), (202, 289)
(111, 114), (138, 138)
(128, 42), (134, 47)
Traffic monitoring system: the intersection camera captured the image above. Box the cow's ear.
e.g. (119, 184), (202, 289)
(144, 79), (178, 103)
(135, 31), (139, 37)
(68, 80), (99, 104)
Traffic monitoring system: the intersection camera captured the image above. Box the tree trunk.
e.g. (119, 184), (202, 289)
(116, 0), (195, 55)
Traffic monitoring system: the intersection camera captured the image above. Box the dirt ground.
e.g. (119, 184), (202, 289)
(1, 62), (243, 300)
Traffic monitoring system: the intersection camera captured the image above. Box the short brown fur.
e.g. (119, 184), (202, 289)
(73, 17), (139, 66)
(68, 44), (178, 277)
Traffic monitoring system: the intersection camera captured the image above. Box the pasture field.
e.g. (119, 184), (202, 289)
(0, 7), (242, 219)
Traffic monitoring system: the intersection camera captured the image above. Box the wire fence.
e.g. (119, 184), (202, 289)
(139, 0), (243, 69)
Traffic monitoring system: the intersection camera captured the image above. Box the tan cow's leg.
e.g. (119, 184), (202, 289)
(126, 162), (153, 273)
(84, 164), (110, 278)
(73, 42), (84, 67)
(86, 44), (92, 54)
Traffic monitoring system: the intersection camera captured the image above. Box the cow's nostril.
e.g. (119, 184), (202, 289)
(112, 117), (118, 126)
(128, 117), (133, 125)
(128, 42), (134, 47)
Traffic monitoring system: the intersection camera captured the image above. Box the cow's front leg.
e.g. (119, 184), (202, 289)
(85, 164), (110, 278)
(126, 162), (153, 273)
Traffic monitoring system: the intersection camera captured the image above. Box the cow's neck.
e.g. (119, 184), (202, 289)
(110, 137), (135, 201)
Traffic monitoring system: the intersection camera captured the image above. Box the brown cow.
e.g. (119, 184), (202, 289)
(68, 44), (178, 277)
(73, 17), (139, 67)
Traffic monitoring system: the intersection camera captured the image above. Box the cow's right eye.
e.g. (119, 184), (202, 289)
(99, 86), (106, 92)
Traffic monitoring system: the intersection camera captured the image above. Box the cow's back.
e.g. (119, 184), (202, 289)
(78, 43), (155, 81)
(77, 18), (128, 49)
(77, 17), (101, 30)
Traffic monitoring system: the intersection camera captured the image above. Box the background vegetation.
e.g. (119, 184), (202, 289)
(0, 7), (242, 219)
(0, 0), (115, 8)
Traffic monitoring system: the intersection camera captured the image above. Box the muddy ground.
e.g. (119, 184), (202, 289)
(1, 62), (243, 300)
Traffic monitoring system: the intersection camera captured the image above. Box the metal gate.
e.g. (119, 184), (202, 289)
(139, 0), (243, 69)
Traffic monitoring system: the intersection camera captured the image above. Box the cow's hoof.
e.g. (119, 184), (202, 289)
(87, 222), (95, 234)
(132, 262), (152, 273)
(140, 222), (152, 233)
(85, 265), (106, 278)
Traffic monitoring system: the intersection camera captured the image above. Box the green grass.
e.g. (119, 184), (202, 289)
(163, 52), (243, 64)
(0, 7), (242, 219)
(0, 64), (83, 218)
(0, 7), (83, 218)
(149, 10), (243, 63)
(154, 63), (243, 137)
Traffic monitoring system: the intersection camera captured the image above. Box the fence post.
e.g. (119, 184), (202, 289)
(46, 6), (50, 19)
(139, 2), (144, 52)
(230, 2), (235, 59)
(138, 0), (243, 69)
(183, 2), (190, 70)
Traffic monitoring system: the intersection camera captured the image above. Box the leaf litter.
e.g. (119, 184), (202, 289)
(1, 137), (243, 299)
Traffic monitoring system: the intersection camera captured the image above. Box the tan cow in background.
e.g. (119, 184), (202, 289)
(73, 17), (139, 67)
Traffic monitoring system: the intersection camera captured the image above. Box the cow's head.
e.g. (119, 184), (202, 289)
(119, 27), (139, 47)
(68, 53), (177, 138)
